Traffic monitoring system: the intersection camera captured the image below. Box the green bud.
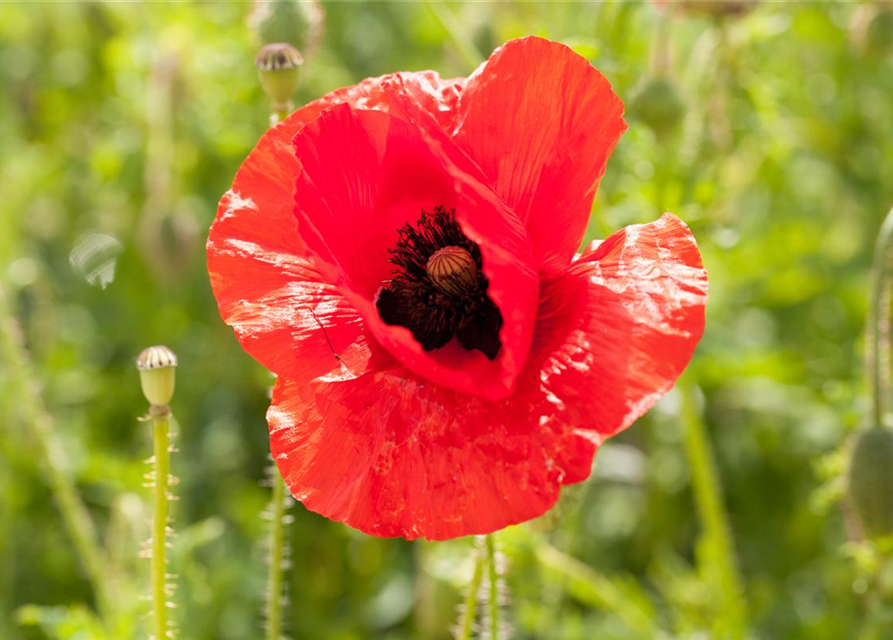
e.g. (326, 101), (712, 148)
(676, 0), (759, 18)
(256, 43), (304, 113)
(847, 425), (893, 538)
(629, 75), (686, 138)
(866, 9), (893, 57)
(249, 0), (324, 54)
(136, 345), (177, 408)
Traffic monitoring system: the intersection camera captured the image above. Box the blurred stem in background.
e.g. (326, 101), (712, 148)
(534, 541), (657, 639)
(485, 534), (500, 640)
(643, 11), (747, 634)
(865, 207), (893, 428)
(426, 0), (483, 69)
(453, 534), (503, 640)
(0, 283), (114, 625)
(456, 538), (485, 640)
(679, 379), (748, 640)
(847, 207), (893, 639)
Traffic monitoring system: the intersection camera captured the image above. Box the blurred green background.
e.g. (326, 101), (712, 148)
(2, 1), (893, 639)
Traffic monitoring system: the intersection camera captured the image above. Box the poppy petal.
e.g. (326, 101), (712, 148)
(268, 367), (596, 540)
(532, 213), (708, 440)
(453, 36), (627, 274)
(292, 104), (538, 401)
(208, 72), (466, 381)
(266, 215), (704, 540)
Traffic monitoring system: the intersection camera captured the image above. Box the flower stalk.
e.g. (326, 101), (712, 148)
(426, 0), (483, 70)
(485, 534), (500, 640)
(847, 208), (893, 539)
(679, 379), (747, 640)
(136, 345), (179, 640)
(0, 283), (113, 621)
(535, 541), (657, 638)
(866, 207), (893, 428)
(264, 467), (291, 640)
(150, 409), (172, 640)
(456, 538), (486, 640)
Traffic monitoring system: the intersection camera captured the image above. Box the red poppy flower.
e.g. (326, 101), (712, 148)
(207, 37), (708, 540)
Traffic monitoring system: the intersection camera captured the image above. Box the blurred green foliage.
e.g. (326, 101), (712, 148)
(2, 1), (893, 639)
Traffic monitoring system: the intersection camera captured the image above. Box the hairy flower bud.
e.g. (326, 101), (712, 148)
(847, 425), (893, 538)
(256, 43), (304, 113)
(675, 0), (759, 18)
(249, 0), (324, 54)
(136, 345), (178, 407)
(629, 76), (686, 138)
(851, 4), (893, 58)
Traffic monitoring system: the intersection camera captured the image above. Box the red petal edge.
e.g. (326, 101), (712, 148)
(534, 212), (708, 441)
(268, 368), (593, 540)
(453, 36), (627, 275)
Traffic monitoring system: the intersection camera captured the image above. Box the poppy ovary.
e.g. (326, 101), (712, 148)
(376, 205), (503, 360)
(255, 43), (304, 114)
(136, 345), (178, 410)
(426, 246), (478, 295)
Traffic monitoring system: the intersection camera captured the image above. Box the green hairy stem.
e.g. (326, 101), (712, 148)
(149, 411), (173, 640)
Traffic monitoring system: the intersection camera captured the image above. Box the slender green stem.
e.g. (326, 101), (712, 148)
(151, 412), (171, 640)
(857, 563), (884, 640)
(0, 283), (113, 620)
(866, 207), (893, 427)
(414, 542), (437, 636)
(457, 539), (485, 640)
(425, 0), (483, 70)
(259, 106), (292, 640)
(265, 471), (288, 640)
(679, 379), (747, 640)
(650, 6), (672, 75)
(272, 107), (290, 127)
(485, 535), (499, 640)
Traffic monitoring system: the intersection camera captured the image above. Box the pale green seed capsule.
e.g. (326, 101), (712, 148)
(256, 43), (304, 113)
(136, 345), (177, 407)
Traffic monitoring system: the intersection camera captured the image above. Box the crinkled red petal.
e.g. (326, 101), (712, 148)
(533, 213), (708, 441)
(268, 367), (596, 540)
(453, 36), (627, 275)
(207, 72), (465, 383)
(292, 104), (538, 401)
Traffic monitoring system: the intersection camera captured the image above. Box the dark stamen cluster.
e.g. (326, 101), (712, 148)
(376, 205), (503, 360)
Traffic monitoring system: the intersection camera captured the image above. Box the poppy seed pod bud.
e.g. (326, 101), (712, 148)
(847, 425), (893, 538)
(426, 245), (478, 295)
(250, 0), (324, 54)
(851, 2), (893, 58)
(136, 345), (178, 408)
(629, 76), (686, 138)
(675, 0), (759, 18)
(256, 43), (304, 112)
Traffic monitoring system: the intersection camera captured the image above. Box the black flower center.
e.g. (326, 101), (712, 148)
(375, 205), (503, 360)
